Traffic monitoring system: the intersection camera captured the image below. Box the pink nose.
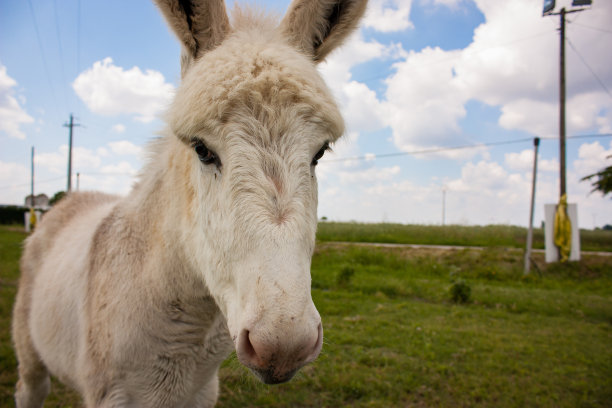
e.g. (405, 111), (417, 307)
(237, 322), (323, 384)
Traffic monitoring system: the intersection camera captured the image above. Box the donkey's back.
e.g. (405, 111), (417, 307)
(13, 192), (120, 405)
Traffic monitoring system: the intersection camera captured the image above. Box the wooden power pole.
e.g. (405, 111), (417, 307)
(544, 2), (591, 198)
(63, 114), (81, 192)
(30, 146), (35, 207)
(524, 138), (540, 275)
(559, 8), (567, 199)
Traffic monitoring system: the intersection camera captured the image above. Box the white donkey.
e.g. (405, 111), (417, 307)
(12, 0), (367, 406)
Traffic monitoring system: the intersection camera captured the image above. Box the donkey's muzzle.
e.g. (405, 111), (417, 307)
(236, 322), (323, 384)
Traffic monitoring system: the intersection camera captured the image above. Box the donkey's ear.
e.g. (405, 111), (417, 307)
(154, 0), (230, 75)
(280, 0), (368, 63)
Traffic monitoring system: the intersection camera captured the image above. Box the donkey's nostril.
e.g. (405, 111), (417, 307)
(239, 329), (257, 361)
(313, 322), (323, 355)
(300, 322), (323, 365)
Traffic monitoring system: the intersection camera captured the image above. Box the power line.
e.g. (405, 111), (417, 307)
(2, 135), (609, 190)
(27, 0), (59, 108)
(76, 0), (82, 86)
(571, 22), (612, 35)
(566, 133), (612, 140)
(52, 0), (68, 110)
(78, 172), (137, 177)
(566, 37), (612, 99)
(0, 176), (65, 191)
(325, 138), (533, 163)
(325, 134), (612, 164)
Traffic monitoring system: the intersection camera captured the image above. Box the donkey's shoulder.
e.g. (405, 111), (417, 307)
(25, 192), (121, 257)
(20, 192), (121, 282)
(36, 192), (120, 240)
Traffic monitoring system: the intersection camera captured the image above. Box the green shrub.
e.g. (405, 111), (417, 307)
(0, 206), (27, 225)
(336, 265), (355, 287)
(450, 279), (471, 303)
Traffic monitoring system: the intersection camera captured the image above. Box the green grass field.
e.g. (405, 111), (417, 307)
(1, 224), (611, 407)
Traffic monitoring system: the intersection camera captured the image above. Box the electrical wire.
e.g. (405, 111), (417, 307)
(76, 0), (81, 74)
(3, 135), (610, 191)
(566, 38), (612, 100)
(571, 22), (612, 35)
(325, 138), (534, 163)
(52, 0), (68, 111)
(567, 133), (612, 140)
(325, 134), (612, 163)
(75, 0), (82, 112)
(26, 0), (59, 109)
(0, 176), (65, 191)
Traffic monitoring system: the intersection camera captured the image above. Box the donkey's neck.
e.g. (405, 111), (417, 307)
(119, 135), (208, 299)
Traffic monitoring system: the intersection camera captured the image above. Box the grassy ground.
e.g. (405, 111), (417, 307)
(1, 225), (611, 407)
(316, 222), (612, 252)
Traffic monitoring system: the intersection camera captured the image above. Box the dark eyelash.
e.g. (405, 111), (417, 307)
(192, 140), (221, 167)
(312, 142), (330, 166)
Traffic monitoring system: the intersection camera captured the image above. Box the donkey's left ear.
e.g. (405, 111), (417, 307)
(280, 0), (368, 63)
(154, 0), (230, 75)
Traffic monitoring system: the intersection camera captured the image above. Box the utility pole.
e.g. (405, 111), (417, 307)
(543, 0), (590, 263)
(544, 1), (591, 198)
(28, 146), (37, 232)
(63, 114), (81, 192)
(559, 7), (566, 198)
(442, 186), (447, 226)
(524, 137), (540, 275)
(30, 146), (35, 206)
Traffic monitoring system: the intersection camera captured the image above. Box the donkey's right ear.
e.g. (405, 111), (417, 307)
(280, 0), (368, 63)
(154, 0), (230, 76)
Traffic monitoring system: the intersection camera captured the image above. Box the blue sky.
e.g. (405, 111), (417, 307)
(1, 0), (611, 228)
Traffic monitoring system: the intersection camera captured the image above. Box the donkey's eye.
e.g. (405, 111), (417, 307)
(311, 142), (330, 166)
(193, 141), (220, 167)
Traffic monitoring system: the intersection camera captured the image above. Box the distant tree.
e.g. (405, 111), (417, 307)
(581, 157), (612, 197)
(49, 191), (66, 206)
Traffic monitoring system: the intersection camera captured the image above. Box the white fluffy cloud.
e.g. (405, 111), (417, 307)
(0, 160), (30, 204)
(343, 0), (612, 151)
(364, 0), (414, 32)
(108, 140), (142, 156)
(427, 0), (464, 7)
(0, 64), (34, 139)
(319, 140), (611, 227)
(320, 0), (611, 227)
(112, 123), (126, 133)
(573, 141), (612, 178)
(504, 149), (559, 173)
(339, 165), (401, 184)
(36, 145), (103, 175)
(101, 161), (138, 175)
(447, 160), (510, 192)
(73, 58), (174, 123)
(384, 47), (467, 148)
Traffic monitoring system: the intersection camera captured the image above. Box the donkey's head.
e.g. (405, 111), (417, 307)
(155, 0), (367, 384)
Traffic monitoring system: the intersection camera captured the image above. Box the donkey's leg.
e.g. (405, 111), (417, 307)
(12, 286), (50, 408)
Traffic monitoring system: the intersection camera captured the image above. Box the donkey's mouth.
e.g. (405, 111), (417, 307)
(250, 367), (298, 385)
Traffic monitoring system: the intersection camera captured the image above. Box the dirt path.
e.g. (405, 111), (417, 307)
(322, 241), (612, 257)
